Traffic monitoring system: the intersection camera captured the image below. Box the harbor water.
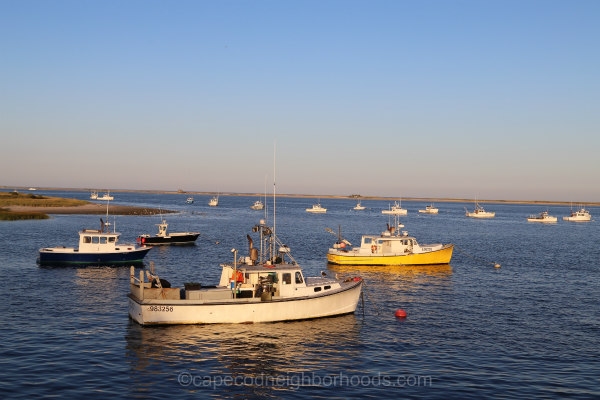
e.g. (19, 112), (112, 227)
(1, 190), (598, 399)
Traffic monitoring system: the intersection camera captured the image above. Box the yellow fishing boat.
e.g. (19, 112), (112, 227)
(326, 224), (453, 266)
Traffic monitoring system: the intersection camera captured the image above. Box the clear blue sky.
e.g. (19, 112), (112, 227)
(1, 0), (599, 201)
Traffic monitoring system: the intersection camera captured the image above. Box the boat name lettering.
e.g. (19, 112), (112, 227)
(148, 305), (174, 312)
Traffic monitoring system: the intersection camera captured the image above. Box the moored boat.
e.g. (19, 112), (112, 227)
(527, 211), (557, 223)
(90, 191), (98, 199)
(138, 219), (200, 245)
(465, 202), (495, 218)
(563, 207), (591, 222)
(353, 201), (366, 210)
(306, 202), (327, 213)
(381, 201), (407, 215)
(418, 204), (439, 214)
(208, 195), (219, 207)
(327, 221), (453, 266)
(186, 197), (194, 204)
(250, 200), (264, 210)
(128, 219), (363, 325)
(96, 191), (114, 201)
(38, 218), (150, 265)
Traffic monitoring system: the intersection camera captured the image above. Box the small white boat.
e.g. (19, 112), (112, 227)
(128, 220), (363, 325)
(250, 200), (264, 210)
(306, 202), (327, 213)
(381, 201), (407, 215)
(465, 202), (495, 218)
(527, 211), (557, 223)
(353, 201), (366, 210)
(186, 197), (194, 204)
(28, 187), (37, 191)
(563, 207), (591, 222)
(96, 192), (114, 201)
(90, 191), (98, 200)
(418, 204), (439, 214)
(208, 195), (219, 207)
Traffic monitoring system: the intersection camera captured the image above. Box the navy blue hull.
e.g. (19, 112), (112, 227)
(139, 233), (200, 245)
(38, 247), (151, 265)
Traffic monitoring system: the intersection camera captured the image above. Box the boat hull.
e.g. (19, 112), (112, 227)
(527, 217), (557, 223)
(128, 280), (363, 325)
(327, 244), (453, 266)
(38, 247), (151, 265)
(139, 233), (200, 245)
(562, 216), (591, 222)
(466, 212), (495, 218)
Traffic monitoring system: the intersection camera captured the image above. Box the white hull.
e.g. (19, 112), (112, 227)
(306, 209), (327, 213)
(466, 211), (495, 218)
(128, 281), (362, 325)
(527, 217), (557, 223)
(418, 209), (438, 214)
(563, 216), (591, 222)
(381, 209), (407, 215)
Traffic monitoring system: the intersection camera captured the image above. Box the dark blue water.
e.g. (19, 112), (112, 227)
(1, 190), (598, 399)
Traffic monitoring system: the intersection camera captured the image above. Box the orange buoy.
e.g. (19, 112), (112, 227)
(395, 309), (407, 318)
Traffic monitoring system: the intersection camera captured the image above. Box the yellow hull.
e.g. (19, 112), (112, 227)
(327, 244), (453, 266)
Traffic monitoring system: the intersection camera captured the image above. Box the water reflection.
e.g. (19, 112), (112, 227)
(125, 315), (363, 394)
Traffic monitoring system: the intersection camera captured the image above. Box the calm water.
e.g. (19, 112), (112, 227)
(1, 190), (598, 399)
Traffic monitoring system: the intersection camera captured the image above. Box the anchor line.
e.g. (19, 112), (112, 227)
(360, 281), (382, 317)
(454, 245), (500, 267)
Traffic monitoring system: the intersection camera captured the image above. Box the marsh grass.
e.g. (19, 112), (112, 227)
(0, 208), (49, 221)
(0, 192), (89, 207)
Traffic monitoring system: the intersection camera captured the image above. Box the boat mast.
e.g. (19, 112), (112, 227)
(273, 141), (276, 259)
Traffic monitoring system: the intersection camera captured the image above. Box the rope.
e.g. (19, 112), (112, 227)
(360, 281), (382, 316)
(454, 245), (501, 268)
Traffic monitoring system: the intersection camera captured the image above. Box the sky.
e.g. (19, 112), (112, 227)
(1, 0), (599, 202)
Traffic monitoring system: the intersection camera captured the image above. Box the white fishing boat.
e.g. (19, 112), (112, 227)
(208, 195), (219, 207)
(418, 204), (439, 214)
(527, 211), (557, 223)
(186, 197), (194, 204)
(250, 200), (264, 210)
(90, 191), (98, 200)
(465, 202), (495, 218)
(96, 191), (114, 201)
(306, 202), (327, 213)
(381, 201), (407, 215)
(353, 201), (366, 210)
(563, 207), (591, 222)
(128, 219), (363, 325)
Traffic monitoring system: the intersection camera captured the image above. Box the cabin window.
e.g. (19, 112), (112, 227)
(295, 272), (303, 284)
(363, 237), (372, 244)
(92, 237), (99, 244)
(324, 285), (331, 290)
(83, 236), (91, 243)
(100, 237), (107, 244)
(108, 237), (116, 243)
(314, 287), (322, 292)
(282, 273), (291, 284)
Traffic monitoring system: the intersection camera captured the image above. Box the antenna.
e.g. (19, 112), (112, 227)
(273, 141), (276, 257)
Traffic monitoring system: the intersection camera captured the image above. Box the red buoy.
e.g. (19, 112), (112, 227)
(395, 309), (407, 318)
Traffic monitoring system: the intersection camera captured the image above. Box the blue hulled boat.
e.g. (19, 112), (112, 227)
(38, 219), (151, 265)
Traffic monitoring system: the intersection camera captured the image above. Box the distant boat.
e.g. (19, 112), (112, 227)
(418, 204), (439, 214)
(208, 195), (219, 207)
(96, 192), (114, 201)
(563, 207), (591, 222)
(381, 201), (407, 215)
(28, 187), (37, 191)
(90, 191), (98, 200)
(353, 201), (366, 210)
(138, 219), (200, 245)
(186, 197), (194, 204)
(250, 200), (264, 210)
(527, 211), (557, 223)
(465, 202), (495, 218)
(306, 202), (327, 213)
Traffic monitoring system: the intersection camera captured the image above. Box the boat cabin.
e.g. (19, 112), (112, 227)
(78, 229), (123, 252)
(354, 231), (442, 256)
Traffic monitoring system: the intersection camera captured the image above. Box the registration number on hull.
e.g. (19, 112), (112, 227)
(147, 305), (174, 312)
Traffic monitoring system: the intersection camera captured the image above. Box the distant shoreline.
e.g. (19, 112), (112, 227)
(2, 186), (598, 207)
